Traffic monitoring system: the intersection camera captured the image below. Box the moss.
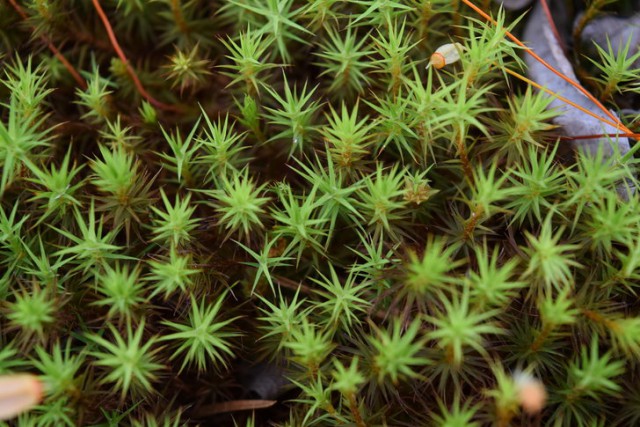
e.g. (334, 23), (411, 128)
(1, 1), (639, 425)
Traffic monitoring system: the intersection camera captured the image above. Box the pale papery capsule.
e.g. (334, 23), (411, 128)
(0, 375), (43, 420)
(513, 371), (547, 415)
(427, 43), (465, 69)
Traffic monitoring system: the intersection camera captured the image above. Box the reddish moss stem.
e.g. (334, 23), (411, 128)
(531, 324), (552, 352)
(170, 0), (190, 35)
(463, 205), (483, 242)
(91, 0), (181, 112)
(7, 0), (87, 90)
(347, 394), (366, 427)
(456, 134), (473, 182)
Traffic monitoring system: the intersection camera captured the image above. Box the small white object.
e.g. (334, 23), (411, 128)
(513, 371), (547, 415)
(427, 43), (465, 69)
(0, 375), (43, 420)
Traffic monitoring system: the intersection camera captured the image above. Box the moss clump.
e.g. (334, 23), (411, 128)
(1, 0), (640, 426)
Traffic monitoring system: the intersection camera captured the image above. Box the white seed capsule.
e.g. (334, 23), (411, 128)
(0, 375), (43, 420)
(427, 43), (465, 69)
(513, 371), (547, 415)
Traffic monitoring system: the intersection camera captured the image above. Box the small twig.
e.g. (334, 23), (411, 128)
(195, 399), (276, 416)
(7, 0), (87, 90)
(91, 0), (181, 112)
(273, 275), (313, 295)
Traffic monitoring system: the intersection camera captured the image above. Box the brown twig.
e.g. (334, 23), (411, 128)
(273, 275), (314, 295)
(7, 0), (87, 90)
(195, 399), (277, 416)
(90, 0), (181, 112)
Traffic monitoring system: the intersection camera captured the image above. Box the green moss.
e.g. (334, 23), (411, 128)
(1, 1), (639, 425)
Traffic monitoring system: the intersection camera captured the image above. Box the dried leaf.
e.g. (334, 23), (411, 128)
(195, 399), (277, 416)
